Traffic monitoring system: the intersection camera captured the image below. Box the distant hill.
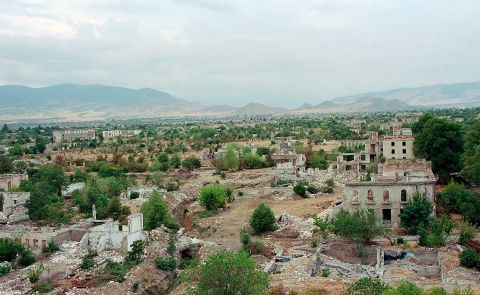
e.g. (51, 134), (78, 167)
(1, 81), (480, 122)
(333, 81), (480, 107)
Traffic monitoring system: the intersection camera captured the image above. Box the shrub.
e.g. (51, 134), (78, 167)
(345, 277), (390, 295)
(28, 263), (44, 283)
(18, 248), (35, 267)
(166, 180), (179, 192)
(140, 190), (171, 230)
(80, 249), (96, 270)
(240, 231), (251, 247)
(249, 203), (276, 234)
(400, 192), (433, 234)
(126, 240), (144, 265)
(167, 234), (176, 256)
(199, 184), (229, 210)
(197, 210), (217, 218)
(321, 267), (331, 277)
(31, 283), (55, 293)
(382, 280), (423, 295)
(104, 259), (129, 282)
(331, 209), (387, 244)
(293, 181), (308, 198)
(0, 264), (10, 276)
(155, 256), (176, 271)
(196, 251), (269, 295)
(459, 248), (480, 269)
(459, 223), (477, 245)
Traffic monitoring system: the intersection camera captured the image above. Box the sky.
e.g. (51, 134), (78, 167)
(0, 0), (479, 108)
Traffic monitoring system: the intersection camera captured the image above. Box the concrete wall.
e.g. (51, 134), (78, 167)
(382, 138), (414, 160)
(0, 174), (28, 191)
(342, 183), (435, 228)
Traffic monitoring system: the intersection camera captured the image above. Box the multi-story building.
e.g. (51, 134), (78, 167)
(102, 130), (141, 140)
(382, 135), (414, 160)
(341, 159), (436, 228)
(53, 129), (96, 143)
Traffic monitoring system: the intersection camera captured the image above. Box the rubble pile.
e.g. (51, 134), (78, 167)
(275, 213), (315, 239)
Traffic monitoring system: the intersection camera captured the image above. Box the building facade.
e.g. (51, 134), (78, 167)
(340, 159), (436, 228)
(382, 135), (415, 160)
(102, 130), (141, 140)
(53, 129), (96, 143)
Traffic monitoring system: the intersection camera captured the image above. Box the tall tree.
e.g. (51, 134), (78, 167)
(413, 114), (463, 176)
(462, 120), (480, 183)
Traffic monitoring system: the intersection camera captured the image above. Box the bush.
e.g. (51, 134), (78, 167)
(0, 264), (10, 276)
(167, 234), (176, 256)
(80, 249), (96, 270)
(459, 223), (477, 245)
(126, 240), (144, 265)
(400, 192), (433, 234)
(18, 248), (35, 267)
(129, 191), (140, 199)
(104, 259), (129, 282)
(199, 184), (229, 210)
(197, 210), (217, 218)
(249, 203), (276, 234)
(459, 248), (480, 269)
(293, 181), (308, 198)
(321, 267), (331, 277)
(240, 231), (251, 247)
(140, 190), (172, 230)
(196, 251), (269, 295)
(28, 263), (44, 283)
(331, 209), (387, 244)
(155, 256), (176, 271)
(31, 283), (55, 293)
(42, 239), (60, 254)
(345, 277), (390, 295)
(382, 280), (424, 295)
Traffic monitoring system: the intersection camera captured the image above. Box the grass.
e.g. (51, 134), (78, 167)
(197, 210), (217, 218)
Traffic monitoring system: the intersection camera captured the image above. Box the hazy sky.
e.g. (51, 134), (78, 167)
(0, 0), (479, 107)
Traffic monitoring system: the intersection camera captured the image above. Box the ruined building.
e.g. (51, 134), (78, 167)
(382, 135), (414, 160)
(332, 132), (380, 173)
(0, 173), (28, 191)
(53, 129), (96, 144)
(102, 129), (141, 140)
(272, 143), (306, 181)
(341, 159), (436, 228)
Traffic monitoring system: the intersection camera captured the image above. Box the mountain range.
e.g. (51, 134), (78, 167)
(1, 82), (480, 122)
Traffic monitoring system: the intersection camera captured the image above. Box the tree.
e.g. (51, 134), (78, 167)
(222, 144), (239, 171)
(345, 277), (390, 295)
(140, 190), (171, 230)
(249, 203), (276, 233)
(107, 196), (131, 221)
(412, 114), (463, 176)
(307, 150), (329, 170)
(126, 240), (144, 265)
(199, 184), (228, 210)
(195, 251), (269, 295)
(462, 120), (480, 183)
(331, 209), (387, 244)
(293, 181), (308, 198)
(400, 192), (433, 234)
(243, 153), (266, 169)
(170, 154), (181, 168)
(0, 156), (13, 173)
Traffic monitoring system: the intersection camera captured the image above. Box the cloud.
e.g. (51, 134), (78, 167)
(0, 0), (479, 107)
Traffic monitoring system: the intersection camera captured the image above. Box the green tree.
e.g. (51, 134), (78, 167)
(170, 154), (181, 168)
(345, 277), (390, 295)
(307, 150), (329, 169)
(107, 196), (131, 221)
(400, 192), (433, 234)
(140, 190), (171, 230)
(222, 144), (239, 171)
(195, 251), (269, 295)
(331, 209), (387, 244)
(249, 203), (276, 233)
(199, 184), (228, 210)
(412, 114), (463, 176)
(462, 120), (480, 183)
(0, 156), (13, 174)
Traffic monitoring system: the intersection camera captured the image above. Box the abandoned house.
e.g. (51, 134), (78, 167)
(332, 132), (380, 173)
(0, 192), (30, 224)
(272, 143), (306, 181)
(102, 129), (141, 140)
(0, 173), (28, 191)
(53, 129), (96, 144)
(382, 135), (414, 160)
(340, 158), (436, 228)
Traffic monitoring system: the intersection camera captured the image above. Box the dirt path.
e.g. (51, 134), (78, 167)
(198, 187), (341, 255)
